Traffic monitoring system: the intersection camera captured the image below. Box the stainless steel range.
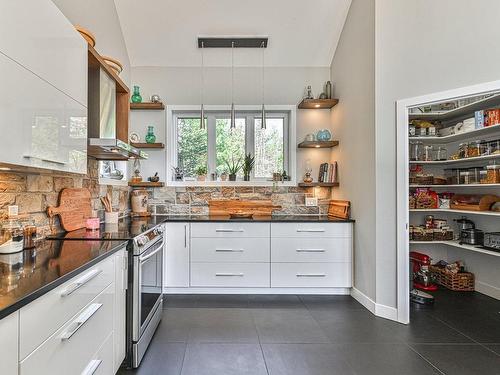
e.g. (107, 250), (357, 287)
(126, 224), (164, 368)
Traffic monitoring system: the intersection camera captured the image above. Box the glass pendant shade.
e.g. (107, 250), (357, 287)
(230, 103), (236, 129)
(200, 104), (205, 130)
(261, 104), (266, 129)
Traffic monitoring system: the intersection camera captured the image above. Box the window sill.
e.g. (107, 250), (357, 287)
(166, 180), (297, 187)
(98, 177), (128, 187)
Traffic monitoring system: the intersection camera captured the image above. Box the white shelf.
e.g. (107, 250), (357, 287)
(410, 183), (500, 188)
(410, 208), (500, 216)
(408, 93), (500, 121)
(410, 240), (500, 257)
(409, 153), (500, 166)
(409, 123), (500, 144)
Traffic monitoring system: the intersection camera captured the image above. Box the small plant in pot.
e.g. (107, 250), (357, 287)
(242, 153), (255, 181)
(224, 157), (242, 181)
(196, 165), (207, 181)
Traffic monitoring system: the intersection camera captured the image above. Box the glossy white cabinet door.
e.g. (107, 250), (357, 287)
(113, 248), (127, 372)
(0, 52), (87, 174)
(271, 263), (352, 288)
(0, 0), (87, 106)
(191, 237), (270, 263)
(191, 222), (270, 238)
(191, 262), (270, 287)
(271, 222), (352, 238)
(165, 223), (190, 287)
(271, 237), (352, 263)
(0, 311), (19, 375)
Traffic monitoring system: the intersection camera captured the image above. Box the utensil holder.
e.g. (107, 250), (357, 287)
(104, 211), (119, 224)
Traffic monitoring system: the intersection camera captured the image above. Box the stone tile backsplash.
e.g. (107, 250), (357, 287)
(148, 186), (332, 216)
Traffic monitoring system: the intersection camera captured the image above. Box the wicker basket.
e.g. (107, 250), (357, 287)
(430, 266), (474, 291)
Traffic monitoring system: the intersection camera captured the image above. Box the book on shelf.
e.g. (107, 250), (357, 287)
(317, 161), (338, 183)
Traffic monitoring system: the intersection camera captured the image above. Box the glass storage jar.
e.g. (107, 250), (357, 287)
(467, 140), (485, 158)
(445, 169), (460, 185)
(459, 171), (473, 184)
(423, 145), (434, 161)
(458, 143), (469, 158)
(0, 219), (24, 254)
(435, 145), (448, 161)
(410, 141), (424, 161)
(485, 164), (500, 184)
(489, 139), (500, 155)
(480, 169), (488, 184)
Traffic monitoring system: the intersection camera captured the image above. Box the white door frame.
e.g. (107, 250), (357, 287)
(396, 80), (500, 324)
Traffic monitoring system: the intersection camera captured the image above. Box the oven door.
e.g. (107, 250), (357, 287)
(132, 237), (163, 341)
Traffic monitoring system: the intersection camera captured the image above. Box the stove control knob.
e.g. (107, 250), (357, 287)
(155, 226), (164, 235)
(137, 236), (147, 247)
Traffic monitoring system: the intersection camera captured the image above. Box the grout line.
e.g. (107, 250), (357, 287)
(249, 304), (271, 375)
(178, 342), (188, 375)
(405, 343), (446, 375)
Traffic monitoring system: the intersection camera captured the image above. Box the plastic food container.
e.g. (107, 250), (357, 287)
(410, 141), (424, 161)
(0, 219), (24, 254)
(485, 164), (500, 184)
(459, 171), (474, 184)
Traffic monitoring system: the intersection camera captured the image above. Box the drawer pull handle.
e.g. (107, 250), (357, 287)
(215, 273), (244, 277)
(215, 229), (244, 232)
(296, 273), (326, 277)
(61, 303), (102, 341)
(296, 249), (325, 253)
(61, 269), (103, 297)
(23, 154), (67, 165)
(81, 359), (102, 375)
(215, 248), (244, 252)
(296, 229), (325, 233)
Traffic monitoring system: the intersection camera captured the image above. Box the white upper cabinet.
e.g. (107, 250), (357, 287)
(0, 0), (87, 174)
(0, 0), (87, 106)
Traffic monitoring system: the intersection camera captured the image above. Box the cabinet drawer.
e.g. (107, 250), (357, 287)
(20, 284), (114, 375)
(271, 223), (352, 238)
(83, 332), (114, 375)
(191, 263), (270, 287)
(271, 263), (352, 288)
(191, 222), (270, 238)
(191, 237), (270, 262)
(20, 256), (114, 359)
(271, 238), (351, 263)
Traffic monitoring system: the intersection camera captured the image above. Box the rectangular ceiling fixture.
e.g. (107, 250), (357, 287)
(197, 36), (268, 48)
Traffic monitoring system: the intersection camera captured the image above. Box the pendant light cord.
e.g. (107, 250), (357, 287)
(201, 42), (204, 105)
(262, 41), (265, 105)
(231, 41), (234, 105)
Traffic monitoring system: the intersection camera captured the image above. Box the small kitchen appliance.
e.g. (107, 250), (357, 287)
(410, 251), (437, 305)
(454, 216), (484, 245)
(484, 232), (500, 252)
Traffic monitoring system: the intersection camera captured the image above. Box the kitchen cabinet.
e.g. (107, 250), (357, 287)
(113, 248), (127, 373)
(0, 311), (19, 375)
(165, 223), (190, 287)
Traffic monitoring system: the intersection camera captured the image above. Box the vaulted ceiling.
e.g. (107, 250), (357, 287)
(114, 0), (351, 67)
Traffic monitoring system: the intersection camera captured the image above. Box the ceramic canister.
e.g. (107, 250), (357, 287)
(131, 189), (149, 214)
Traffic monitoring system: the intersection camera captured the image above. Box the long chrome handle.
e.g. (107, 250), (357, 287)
(60, 269), (102, 297)
(296, 249), (326, 253)
(184, 224), (187, 247)
(215, 229), (244, 232)
(296, 273), (326, 277)
(23, 155), (67, 165)
(139, 246), (162, 263)
(215, 248), (244, 252)
(61, 303), (102, 341)
(81, 359), (102, 375)
(215, 273), (244, 277)
(296, 229), (325, 233)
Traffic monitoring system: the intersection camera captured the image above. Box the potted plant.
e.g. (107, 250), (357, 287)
(220, 171), (228, 181)
(242, 153), (255, 181)
(224, 157), (242, 181)
(196, 165), (207, 181)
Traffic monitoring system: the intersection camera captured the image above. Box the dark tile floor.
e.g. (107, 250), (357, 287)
(119, 290), (500, 375)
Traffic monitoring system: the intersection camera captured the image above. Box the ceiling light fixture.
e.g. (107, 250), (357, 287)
(200, 41), (205, 130)
(230, 41), (235, 130)
(260, 41), (266, 130)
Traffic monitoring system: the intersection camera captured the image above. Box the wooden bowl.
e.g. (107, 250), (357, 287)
(74, 25), (96, 47)
(101, 56), (123, 75)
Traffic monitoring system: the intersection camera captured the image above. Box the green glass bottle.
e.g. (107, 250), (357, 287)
(145, 126), (156, 143)
(131, 85), (142, 103)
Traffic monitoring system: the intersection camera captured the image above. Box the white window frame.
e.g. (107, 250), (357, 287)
(166, 105), (296, 186)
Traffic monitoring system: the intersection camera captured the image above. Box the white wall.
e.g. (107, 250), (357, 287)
(130, 66), (332, 183)
(375, 0), (500, 307)
(330, 0), (376, 300)
(52, 0), (131, 85)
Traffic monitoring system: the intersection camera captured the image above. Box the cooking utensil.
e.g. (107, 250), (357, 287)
(47, 188), (92, 231)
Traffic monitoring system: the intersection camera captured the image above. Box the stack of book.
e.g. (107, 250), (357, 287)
(318, 161), (338, 183)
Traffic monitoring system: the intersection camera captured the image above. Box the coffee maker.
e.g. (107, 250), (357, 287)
(410, 251), (437, 305)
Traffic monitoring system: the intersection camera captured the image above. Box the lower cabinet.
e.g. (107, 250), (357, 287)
(0, 312), (19, 375)
(165, 221), (353, 292)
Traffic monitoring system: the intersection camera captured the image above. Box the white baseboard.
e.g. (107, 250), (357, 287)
(350, 287), (399, 322)
(164, 287), (351, 295)
(476, 280), (500, 300)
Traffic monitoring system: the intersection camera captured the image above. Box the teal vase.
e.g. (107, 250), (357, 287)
(131, 85), (142, 103)
(145, 126), (156, 143)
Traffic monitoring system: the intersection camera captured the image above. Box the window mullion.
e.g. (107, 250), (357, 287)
(207, 115), (216, 175)
(246, 114), (254, 177)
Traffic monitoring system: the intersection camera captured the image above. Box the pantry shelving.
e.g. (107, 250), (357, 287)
(410, 183), (500, 188)
(409, 240), (500, 257)
(409, 153), (500, 166)
(410, 208), (500, 216)
(409, 123), (500, 143)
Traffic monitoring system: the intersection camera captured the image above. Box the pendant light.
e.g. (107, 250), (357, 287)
(199, 41), (205, 129)
(230, 41), (236, 130)
(260, 41), (266, 129)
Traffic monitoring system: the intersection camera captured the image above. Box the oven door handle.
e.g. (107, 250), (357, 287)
(139, 246), (162, 263)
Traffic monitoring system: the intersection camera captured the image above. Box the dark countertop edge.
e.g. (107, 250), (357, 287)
(151, 215), (355, 223)
(0, 240), (128, 320)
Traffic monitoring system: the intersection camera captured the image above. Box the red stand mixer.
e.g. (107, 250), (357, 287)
(410, 251), (437, 305)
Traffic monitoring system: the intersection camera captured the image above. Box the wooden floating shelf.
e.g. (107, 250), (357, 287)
(130, 142), (165, 149)
(128, 181), (164, 188)
(298, 140), (339, 149)
(410, 240), (500, 257)
(298, 98), (339, 109)
(130, 102), (165, 110)
(298, 182), (339, 188)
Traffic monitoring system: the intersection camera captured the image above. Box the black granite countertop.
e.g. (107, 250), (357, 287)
(0, 239), (127, 320)
(151, 215), (355, 223)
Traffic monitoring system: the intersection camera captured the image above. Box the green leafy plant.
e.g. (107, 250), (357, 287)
(242, 153), (255, 181)
(196, 165), (207, 176)
(224, 156), (242, 178)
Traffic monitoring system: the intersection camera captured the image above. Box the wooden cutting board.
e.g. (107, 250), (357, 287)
(328, 200), (351, 219)
(208, 199), (281, 217)
(47, 188), (92, 231)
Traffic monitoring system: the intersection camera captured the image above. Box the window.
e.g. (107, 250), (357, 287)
(171, 108), (293, 182)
